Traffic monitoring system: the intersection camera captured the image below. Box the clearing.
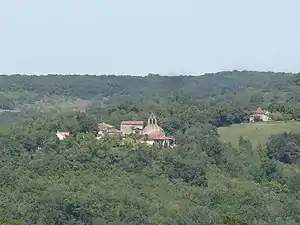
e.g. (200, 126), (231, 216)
(218, 121), (300, 147)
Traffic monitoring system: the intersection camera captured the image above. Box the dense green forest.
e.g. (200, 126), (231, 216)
(1, 71), (300, 122)
(1, 71), (300, 225)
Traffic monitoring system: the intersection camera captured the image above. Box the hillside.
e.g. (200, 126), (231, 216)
(219, 121), (300, 147)
(0, 71), (299, 109)
(1, 71), (300, 224)
(1, 71), (300, 126)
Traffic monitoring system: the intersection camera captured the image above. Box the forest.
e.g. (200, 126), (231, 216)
(1, 71), (300, 225)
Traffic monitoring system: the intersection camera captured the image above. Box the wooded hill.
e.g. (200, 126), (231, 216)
(1, 71), (300, 225)
(0, 71), (299, 109)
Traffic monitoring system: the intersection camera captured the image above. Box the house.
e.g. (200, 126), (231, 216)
(107, 128), (123, 137)
(249, 107), (271, 122)
(98, 123), (114, 132)
(120, 121), (144, 134)
(56, 131), (70, 140)
(97, 122), (123, 138)
(97, 123), (114, 138)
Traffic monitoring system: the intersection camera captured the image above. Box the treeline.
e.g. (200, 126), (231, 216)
(87, 94), (248, 129)
(0, 71), (299, 107)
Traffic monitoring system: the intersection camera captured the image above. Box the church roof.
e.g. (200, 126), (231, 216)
(143, 124), (165, 136)
(56, 132), (70, 136)
(147, 134), (174, 141)
(256, 107), (264, 113)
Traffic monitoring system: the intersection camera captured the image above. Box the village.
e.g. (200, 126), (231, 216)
(56, 113), (176, 148)
(55, 107), (273, 149)
(55, 107), (273, 148)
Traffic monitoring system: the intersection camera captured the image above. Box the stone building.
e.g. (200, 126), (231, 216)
(249, 107), (271, 122)
(120, 121), (144, 134)
(142, 113), (165, 136)
(142, 113), (175, 148)
(97, 122), (123, 139)
(106, 128), (123, 137)
(98, 123), (114, 132)
(97, 113), (176, 148)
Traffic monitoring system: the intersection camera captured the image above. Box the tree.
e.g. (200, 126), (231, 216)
(0, 94), (14, 110)
(266, 132), (300, 164)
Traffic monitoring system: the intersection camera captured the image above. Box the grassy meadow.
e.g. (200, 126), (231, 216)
(218, 121), (300, 147)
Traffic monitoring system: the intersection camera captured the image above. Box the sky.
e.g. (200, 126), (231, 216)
(1, 0), (300, 75)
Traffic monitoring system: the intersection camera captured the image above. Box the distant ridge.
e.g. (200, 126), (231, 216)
(0, 70), (299, 77)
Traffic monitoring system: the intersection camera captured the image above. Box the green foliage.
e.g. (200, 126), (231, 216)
(0, 94), (14, 110)
(0, 106), (298, 225)
(0, 216), (23, 225)
(1, 72), (300, 224)
(223, 215), (248, 225)
(266, 132), (300, 164)
(0, 71), (299, 119)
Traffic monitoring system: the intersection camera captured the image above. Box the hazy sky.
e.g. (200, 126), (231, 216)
(1, 0), (299, 75)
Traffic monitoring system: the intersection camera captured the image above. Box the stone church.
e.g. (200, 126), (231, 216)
(122, 113), (175, 148)
(98, 113), (175, 148)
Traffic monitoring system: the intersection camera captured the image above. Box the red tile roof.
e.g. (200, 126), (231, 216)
(147, 134), (174, 141)
(56, 132), (70, 136)
(121, 121), (144, 125)
(250, 107), (266, 115)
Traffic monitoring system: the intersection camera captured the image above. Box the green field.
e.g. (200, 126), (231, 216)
(218, 121), (300, 147)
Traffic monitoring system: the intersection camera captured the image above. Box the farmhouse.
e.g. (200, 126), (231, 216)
(249, 107), (271, 122)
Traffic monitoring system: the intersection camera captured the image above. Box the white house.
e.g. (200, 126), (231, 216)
(56, 131), (70, 140)
(249, 107), (271, 122)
